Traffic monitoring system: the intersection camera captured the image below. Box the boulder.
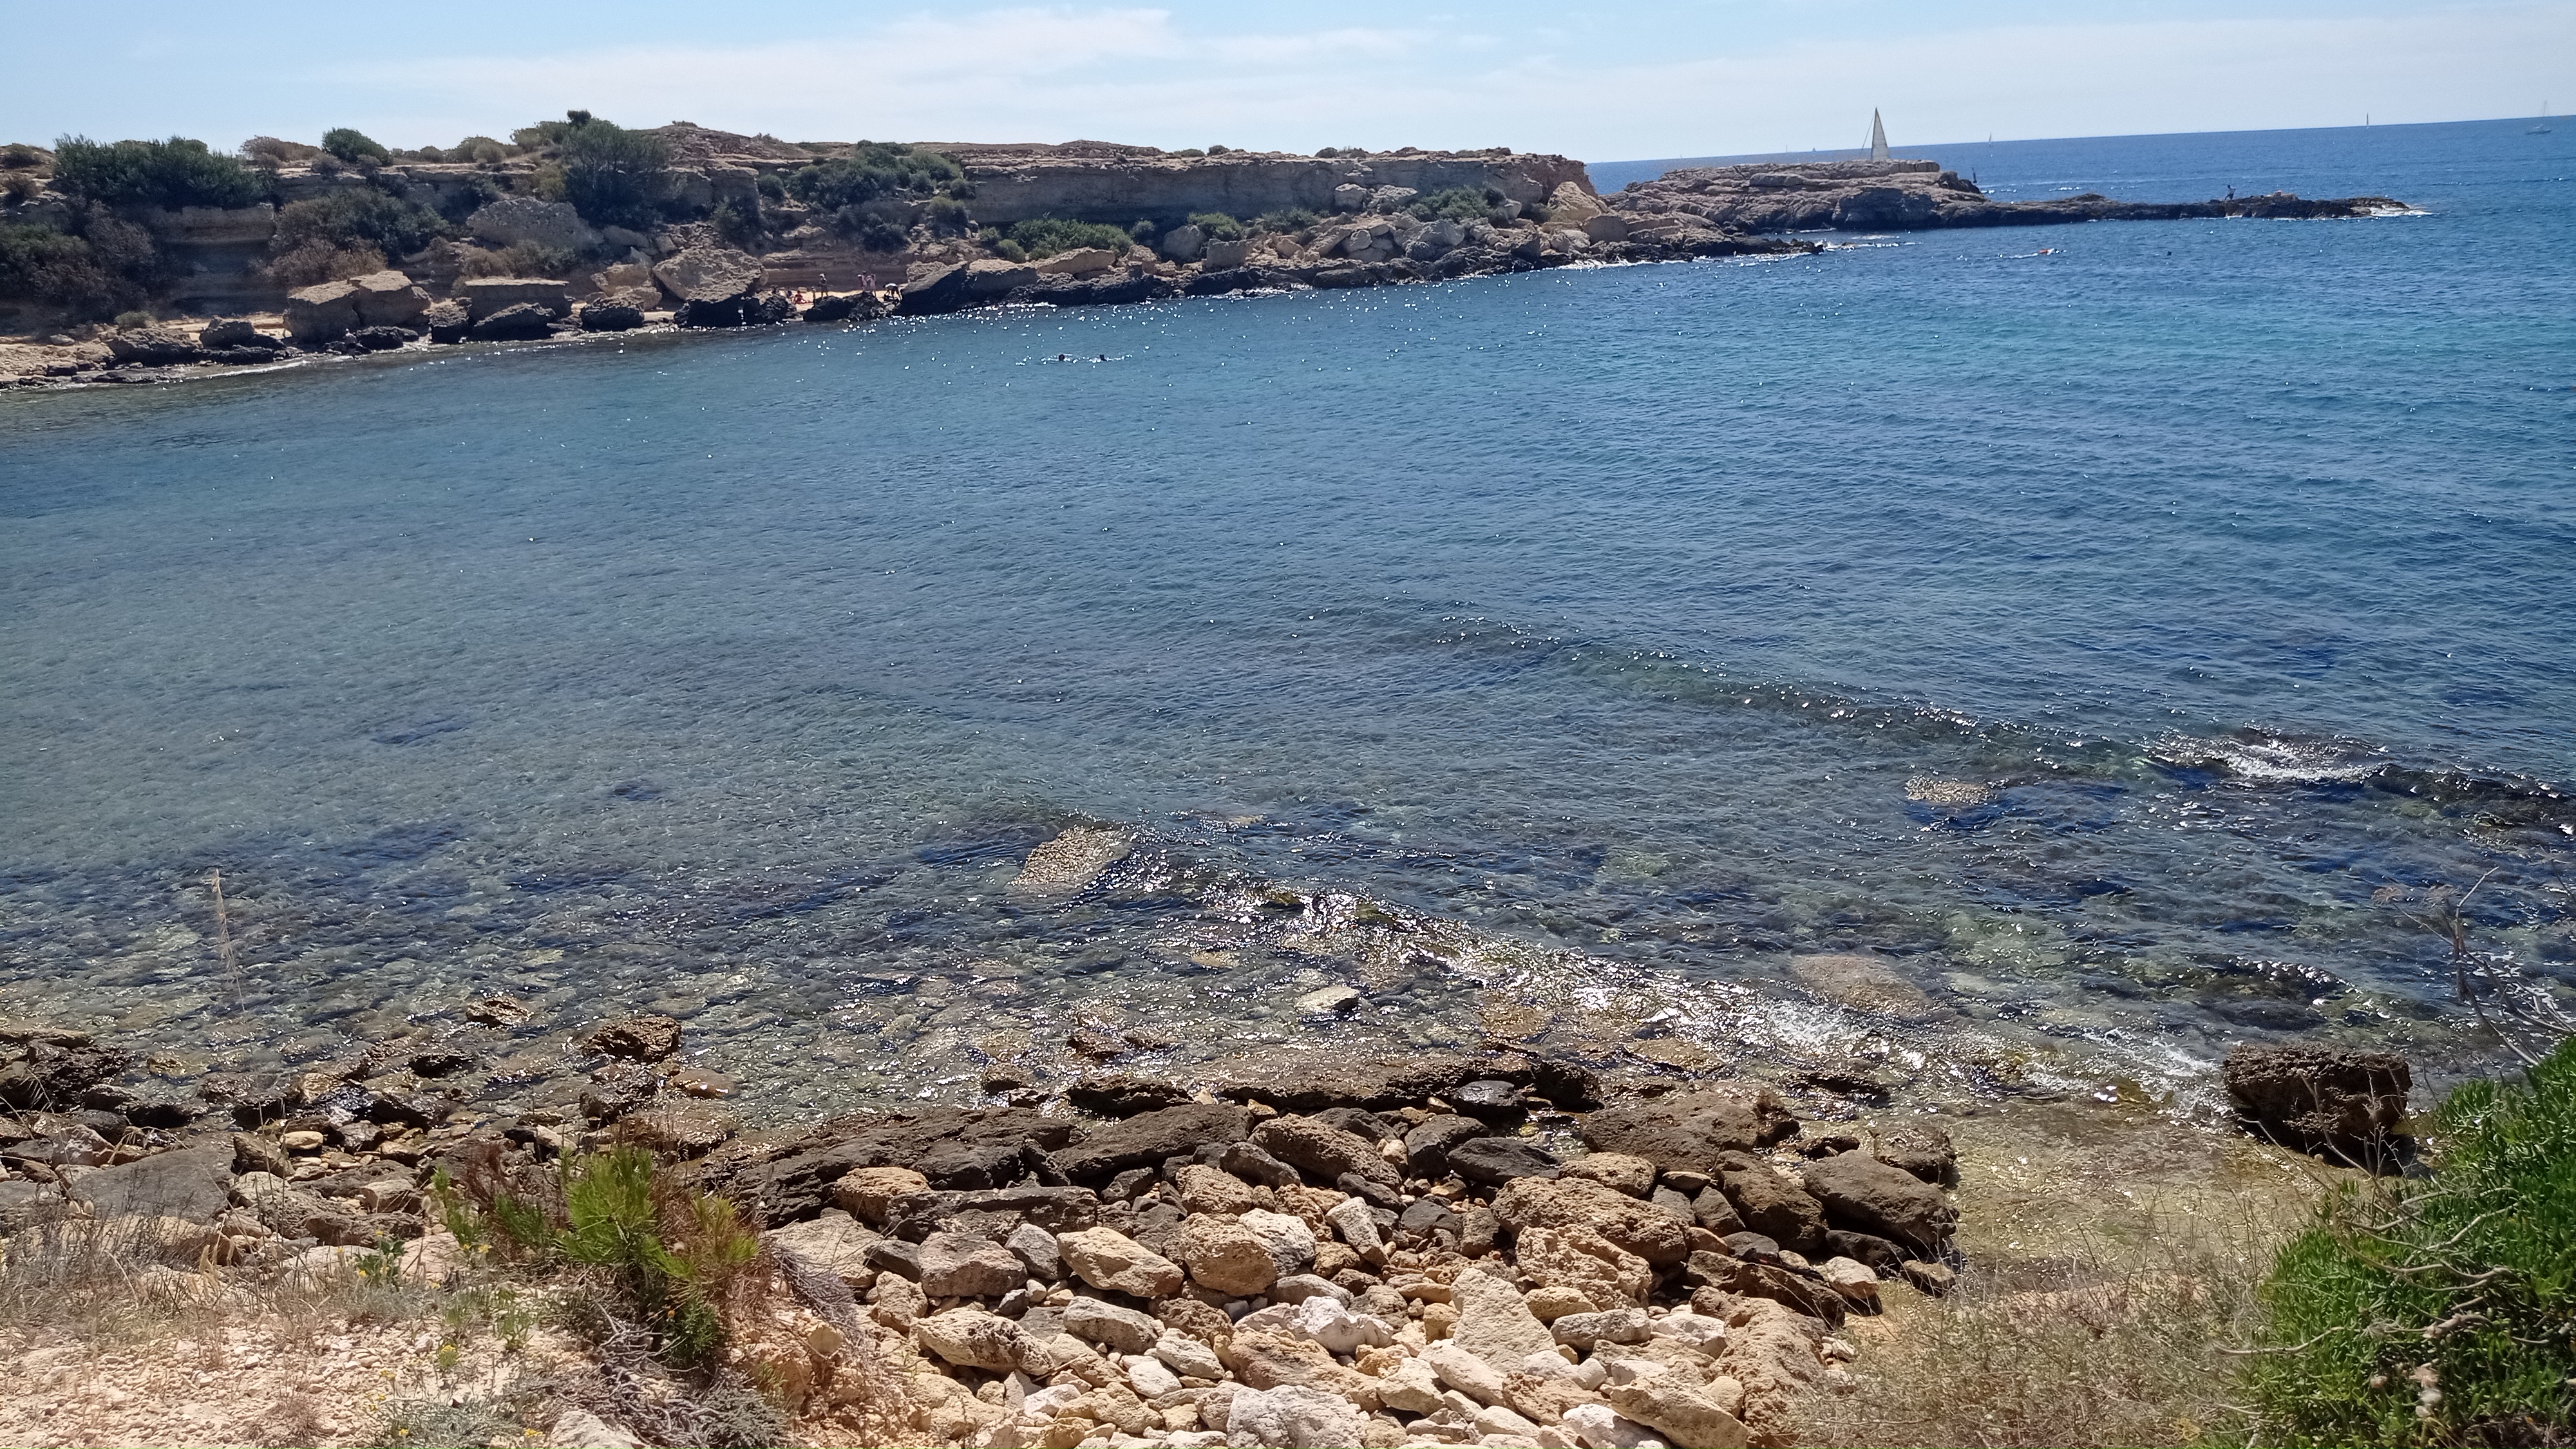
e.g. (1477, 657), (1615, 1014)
(1202, 238), (1255, 269)
(1447, 1266), (1557, 1368)
(1546, 182), (1608, 222)
(918, 1230), (1025, 1298)
(196, 318), (276, 350)
(1223, 1383), (1369, 1449)
(348, 270), (429, 328)
(652, 245), (763, 307)
(1402, 1114), (1489, 1179)
(1159, 224), (1205, 261)
(1175, 1212), (1282, 1295)
(2222, 1044), (2412, 1164)
(913, 1307), (1046, 1373)
(283, 280), (361, 343)
(1174, 1164), (1262, 1217)
(1253, 1114), (1401, 1195)
(1714, 1153), (1827, 1253)
(881, 1185), (1102, 1242)
(1602, 1381), (1748, 1449)
(706, 1105), (1074, 1219)
(68, 1142), (232, 1222)
(1552, 1307), (1653, 1350)
(1818, 1256), (1880, 1311)
(1515, 1224), (1651, 1307)
(467, 302), (556, 341)
(834, 1165), (933, 1224)
(1449, 1136), (1560, 1188)
(1584, 213), (1631, 243)
(1580, 1086), (1799, 1175)
(422, 300), (469, 345)
(458, 276), (572, 321)
(1492, 1175), (1692, 1265)
(467, 196), (603, 253)
(1331, 184), (1370, 211)
(964, 258), (1039, 298)
(761, 1209), (880, 1288)
(1873, 1124), (1957, 1186)
(1798, 1151), (1954, 1255)
(1218, 1326), (1381, 1409)
(343, 325), (415, 352)
(1566, 1152), (1658, 1198)
(1032, 247), (1116, 276)
(1564, 1403), (1672, 1449)
(105, 325), (204, 365)
(1240, 1208), (1318, 1278)
(1057, 1103), (1249, 1181)
(578, 303), (644, 332)
(897, 261), (972, 316)
(1059, 1226), (1184, 1298)
(1064, 1294), (1163, 1353)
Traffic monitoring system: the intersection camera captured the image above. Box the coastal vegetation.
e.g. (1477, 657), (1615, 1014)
(1004, 216), (1138, 258)
(319, 128), (390, 167)
(2244, 1035), (2576, 1445)
(48, 135), (263, 210)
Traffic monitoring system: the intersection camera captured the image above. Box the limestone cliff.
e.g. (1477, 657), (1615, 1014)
(1611, 158), (2407, 232)
(925, 142), (1593, 229)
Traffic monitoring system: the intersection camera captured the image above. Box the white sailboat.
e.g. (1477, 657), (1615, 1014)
(1869, 109), (1891, 160)
(2531, 102), (2552, 135)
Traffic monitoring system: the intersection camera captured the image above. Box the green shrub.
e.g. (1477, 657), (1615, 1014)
(272, 187), (450, 259)
(0, 218), (158, 317)
(754, 171), (785, 202)
(711, 197), (763, 249)
(2244, 1036), (2576, 1446)
(923, 195), (969, 233)
(1128, 218), (1156, 242)
(455, 136), (509, 166)
(1255, 207), (1318, 234)
(367, 1394), (519, 1448)
(784, 142), (961, 212)
(1186, 211), (1244, 241)
(265, 239), (387, 288)
(1169, 147), (1204, 158)
(556, 115), (670, 229)
(1, 172), (41, 204)
(239, 136), (316, 170)
(50, 135), (263, 209)
(1314, 147), (1339, 158)
(1, 143), (43, 169)
(1207, 144), (1231, 155)
(321, 128), (390, 166)
(1005, 217), (1133, 258)
(1406, 185), (1504, 223)
(112, 308), (153, 328)
(992, 238), (1027, 263)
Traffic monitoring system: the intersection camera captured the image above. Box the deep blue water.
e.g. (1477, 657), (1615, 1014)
(3, 117), (2570, 1113)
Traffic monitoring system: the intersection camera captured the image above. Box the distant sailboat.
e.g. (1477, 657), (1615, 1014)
(1869, 109), (1891, 161)
(2532, 102), (2553, 135)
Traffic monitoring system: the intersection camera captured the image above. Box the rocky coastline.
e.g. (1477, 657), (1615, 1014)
(0, 889), (2411, 1449)
(0, 126), (2405, 392)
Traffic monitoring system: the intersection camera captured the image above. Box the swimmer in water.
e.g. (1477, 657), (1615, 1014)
(1095, 354), (1107, 362)
(1056, 353), (1070, 361)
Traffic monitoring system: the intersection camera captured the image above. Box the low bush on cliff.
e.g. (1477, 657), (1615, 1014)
(0, 215), (162, 317)
(1256, 206), (1318, 235)
(2243, 1036), (2576, 1446)
(1187, 211), (1245, 240)
(51, 135), (265, 210)
(273, 187), (451, 260)
(1408, 185), (1507, 223)
(321, 128), (390, 167)
(785, 143), (961, 213)
(1005, 216), (1134, 258)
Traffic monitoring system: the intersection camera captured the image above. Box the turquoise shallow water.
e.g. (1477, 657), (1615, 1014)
(3, 117), (2571, 1114)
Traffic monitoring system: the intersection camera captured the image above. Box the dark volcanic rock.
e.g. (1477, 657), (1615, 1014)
(1580, 1084), (1801, 1175)
(1206, 1048), (1599, 1113)
(584, 1015), (683, 1061)
(1066, 1072), (1193, 1117)
(1253, 1114), (1402, 1195)
(2222, 1044), (2413, 1166)
(106, 326), (205, 366)
(1799, 1149), (1956, 1255)
(710, 1106), (1077, 1219)
(1056, 1103), (1249, 1182)
(469, 302), (558, 341)
(1715, 1151), (1826, 1253)
(1447, 1136), (1560, 1188)
(579, 302), (645, 332)
(884, 1185), (1101, 1243)
(0, 1041), (133, 1111)
(1402, 1114), (1490, 1180)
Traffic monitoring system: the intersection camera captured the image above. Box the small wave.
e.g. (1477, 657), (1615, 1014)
(2154, 728), (2390, 785)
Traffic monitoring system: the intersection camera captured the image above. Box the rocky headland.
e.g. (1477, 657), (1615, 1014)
(0, 124), (2405, 390)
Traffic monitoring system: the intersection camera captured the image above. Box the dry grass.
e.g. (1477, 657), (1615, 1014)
(1796, 1099), (2344, 1448)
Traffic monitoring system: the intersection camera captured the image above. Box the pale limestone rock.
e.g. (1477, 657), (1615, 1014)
(1059, 1226), (1184, 1298)
(1448, 1267), (1557, 1367)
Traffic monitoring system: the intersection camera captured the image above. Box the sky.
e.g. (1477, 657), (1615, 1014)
(8, 1), (2570, 162)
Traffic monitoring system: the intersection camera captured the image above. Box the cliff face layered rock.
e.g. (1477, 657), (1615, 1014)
(940, 143), (1592, 229)
(1612, 158), (2405, 233)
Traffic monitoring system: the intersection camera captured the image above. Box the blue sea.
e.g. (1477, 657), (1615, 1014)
(3, 117), (2570, 1117)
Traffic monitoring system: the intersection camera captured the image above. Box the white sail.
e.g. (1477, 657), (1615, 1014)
(1870, 109), (1891, 160)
